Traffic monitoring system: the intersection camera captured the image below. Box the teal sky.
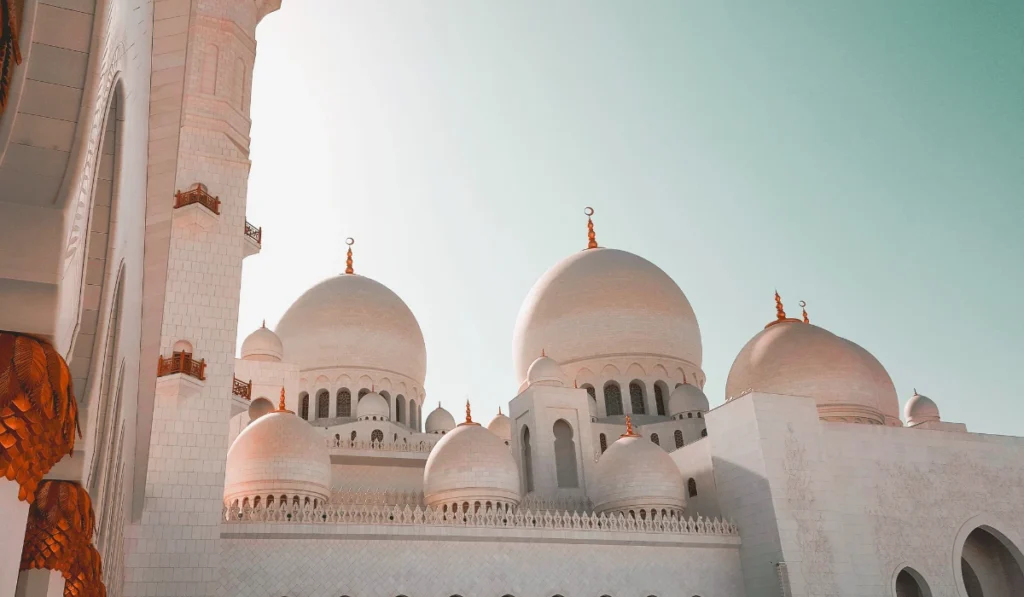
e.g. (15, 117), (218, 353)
(240, 1), (1024, 435)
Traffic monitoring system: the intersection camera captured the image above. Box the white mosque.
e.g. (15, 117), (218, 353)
(0, 1), (1022, 597)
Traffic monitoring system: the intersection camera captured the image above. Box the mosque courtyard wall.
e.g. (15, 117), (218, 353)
(221, 519), (745, 597)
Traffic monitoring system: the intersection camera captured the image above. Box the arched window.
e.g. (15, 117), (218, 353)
(599, 433), (608, 453)
(358, 388), (370, 399)
(350, 430), (357, 441)
(629, 380), (646, 415)
(408, 396), (415, 429)
(395, 395), (404, 423)
(701, 428), (708, 438)
(582, 384), (596, 400)
(697, 412), (703, 418)
(895, 567), (930, 597)
(371, 429), (383, 443)
(336, 388), (351, 417)
(316, 390), (329, 419)
(553, 419), (578, 488)
(521, 426), (534, 493)
(674, 429), (684, 448)
(654, 381), (668, 416)
(688, 478), (698, 497)
(604, 382), (623, 416)
(380, 390), (391, 416)
(650, 433), (660, 446)
(960, 526), (1024, 597)
(299, 392), (309, 420)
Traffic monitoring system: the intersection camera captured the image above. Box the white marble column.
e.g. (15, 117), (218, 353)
(0, 480), (30, 597)
(15, 569), (65, 597)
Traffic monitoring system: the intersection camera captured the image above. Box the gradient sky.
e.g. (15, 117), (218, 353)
(239, 1), (1024, 435)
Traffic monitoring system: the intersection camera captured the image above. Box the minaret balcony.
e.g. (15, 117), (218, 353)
(155, 351), (207, 401)
(172, 183), (220, 232)
(243, 220), (262, 257)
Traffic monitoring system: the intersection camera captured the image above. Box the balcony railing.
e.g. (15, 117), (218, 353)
(173, 183), (221, 215)
(157, 351), (206, 381)
(232, 377), (252, 400)
(244, 221), (262, 244)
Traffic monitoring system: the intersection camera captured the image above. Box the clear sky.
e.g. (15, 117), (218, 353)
(240, 1), (1024, 435)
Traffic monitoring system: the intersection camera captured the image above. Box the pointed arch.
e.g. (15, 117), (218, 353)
(604, 382), (623, 416)
(553, 419), (578, 488)
(336, 388), (351, 417)
(629, 380), (646, 415)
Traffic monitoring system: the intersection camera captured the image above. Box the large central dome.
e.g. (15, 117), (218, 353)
(276, 274), (426, 384)
(513, 248), (701, 383)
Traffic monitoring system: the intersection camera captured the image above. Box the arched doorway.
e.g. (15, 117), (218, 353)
(959, 526), (1024, 597)
(894, 567), (930, 597)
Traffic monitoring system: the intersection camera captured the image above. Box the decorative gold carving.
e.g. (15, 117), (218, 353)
(800, 300), (809, 323)
(765, 290), (801, 328)
(0, 332), (80, 503)
(1, 0), (21, 116)
(460, 399), (479, 426)
(277, 387), (292, 413)
(584, 207), (598, 249)
(345, 237), (355, 275)
(20, 480), (106, 597)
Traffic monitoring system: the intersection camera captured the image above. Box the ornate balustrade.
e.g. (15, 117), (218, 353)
(173, 183), (221, 214)
(326, 438), (435, 453)
(520, 495), (593, 514)
(222, 502), (738, 537)
(244, 221), (262, 244)
(232, 377), (252, 400)
(156, 351), (206, 381)
(327, 489), (425, 507)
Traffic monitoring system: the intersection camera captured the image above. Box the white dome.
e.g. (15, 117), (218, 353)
(726, 320), (897, 425)
(905, 391), (940, 426)
(425, 404), (456, 435)
(486, 410), (511, 444)
(224, 408), (331, 505)
(248, 397), (275, 421)
(525, 355), (567, 388)
(513, 248), (702, 383)
(357, 391), (390, 421)
(240, 323), (283, 362)
(669, 383), (709, 416)
(423, 422), (521, 508)
(591, 431), (686, 516)
(276, 274), (426, 384)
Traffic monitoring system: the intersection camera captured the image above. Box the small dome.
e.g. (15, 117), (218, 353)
(224, 408), (331, 505)
(726, 320), (897, 425)
(525, 355), (567, 388)
(276, 274), (426, 384)
(905, 390), (940, 426)
(669, 383), (709, 416)
(357, 392), (390, 421)
(423, 422), (521, 508)
(240, 323), (283, 362)
(486, 410), (511, 444)
(513, 248), (702, 384)
(425, 404), (456, 435)
(591, 430), (686, 517)
(248, 397), (275, 421)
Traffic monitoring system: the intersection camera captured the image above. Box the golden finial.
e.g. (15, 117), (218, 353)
(278, 387), (286, 411)
(344, 237), (355, 275)
(585, 207), (598, 249)
(621, 414), (639, 438)
(775, 290), (786, 320)
(800, 300), (809, 323)
(498, 405), (502, 415)
(261, 319), (266, 328)
(465, 399), (474, 424)
(541, 348), (546, 358)
(683, 371), (688, 385)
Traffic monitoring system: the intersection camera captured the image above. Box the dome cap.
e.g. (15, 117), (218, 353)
(423, 418), (521, 509)
(591, 418), (685, 516)
(669, 382), (709, 416)
(486, 407), (511, 443)
(525, 353), (567, 388)
(425, 403), (456, 435)
(905, 389), (940, 426)
(241, 322), (283, 362)
(224, 389), (331, 505)
(357, 391), (390, 421)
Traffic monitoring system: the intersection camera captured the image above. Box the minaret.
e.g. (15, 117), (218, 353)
(126, 3), (283, 596)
